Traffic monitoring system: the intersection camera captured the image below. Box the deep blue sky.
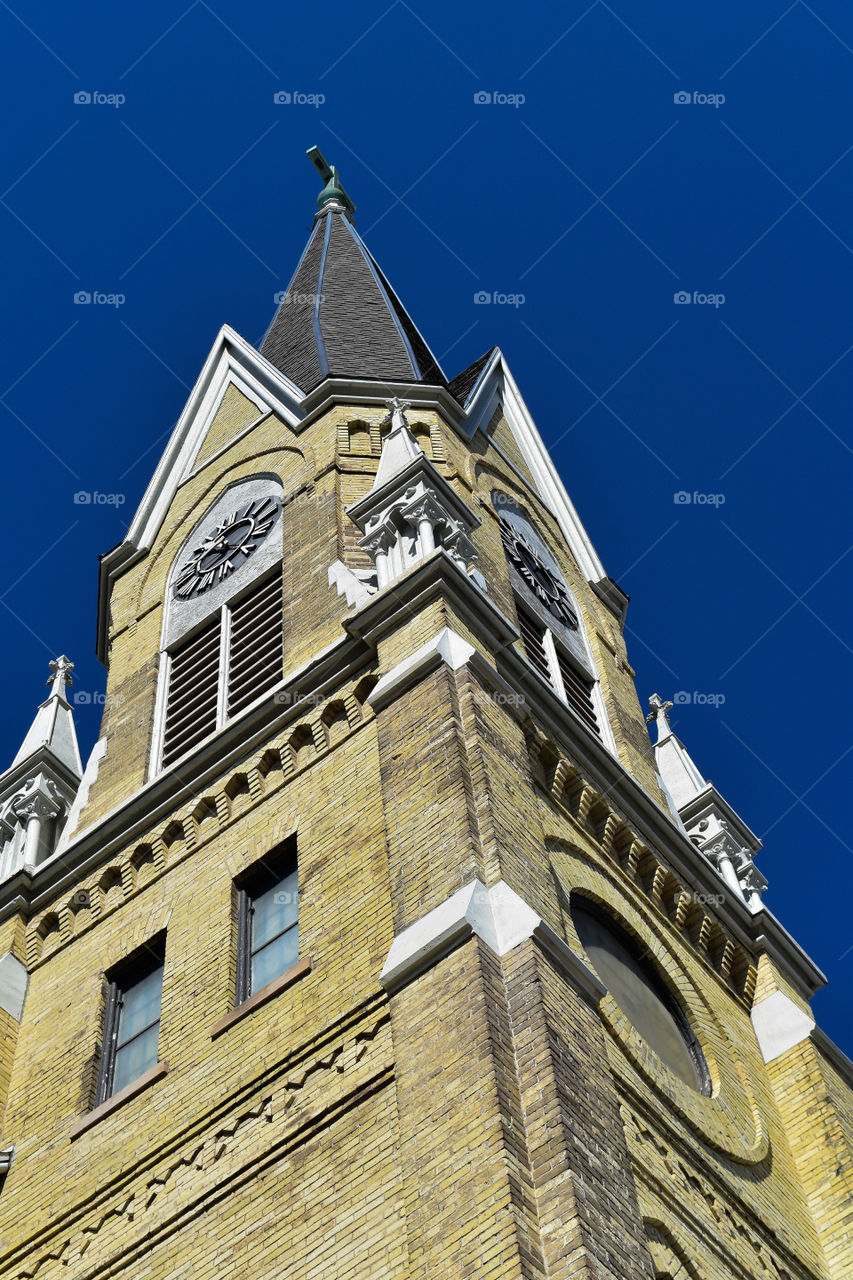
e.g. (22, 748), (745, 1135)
(1, 1), (850, 1050)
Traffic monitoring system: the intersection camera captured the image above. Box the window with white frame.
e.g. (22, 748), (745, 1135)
(161, 569), (283, 767)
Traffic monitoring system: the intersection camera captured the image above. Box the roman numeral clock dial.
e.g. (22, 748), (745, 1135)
(174, 497), (280, 600)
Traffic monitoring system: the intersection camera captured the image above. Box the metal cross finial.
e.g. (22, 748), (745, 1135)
(306, 146), (356, 216)
(47, 655), (74, 697)
(646, 692), (673, 742)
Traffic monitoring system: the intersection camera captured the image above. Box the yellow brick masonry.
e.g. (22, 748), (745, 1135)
(0, 389), (849, 1279)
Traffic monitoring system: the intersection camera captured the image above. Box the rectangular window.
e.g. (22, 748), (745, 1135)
(162, 569), (283, 769)
(516, 597), (600, 739)
(98, 939), (165, 1103)
(236, 844), (299, 1004)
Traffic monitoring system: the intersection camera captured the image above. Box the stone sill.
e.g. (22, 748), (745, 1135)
(69, 1060), (169, 1141)
(210, 956), (312, 1039)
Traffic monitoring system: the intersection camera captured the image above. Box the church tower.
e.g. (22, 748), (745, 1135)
(0, 151), (851, 1280)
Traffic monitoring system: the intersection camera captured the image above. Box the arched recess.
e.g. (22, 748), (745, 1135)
(149, 472), (287, 776)
(644, 1221), (706, 1280)
(132, 447), (309, 623)
(491, 486), (616, 754)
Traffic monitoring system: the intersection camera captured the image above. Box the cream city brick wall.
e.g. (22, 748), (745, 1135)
(1, 388), (850, 1280)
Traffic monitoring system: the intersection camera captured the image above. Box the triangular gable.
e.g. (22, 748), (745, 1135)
(125, 325), (304, 551)
(97, 325), (304, 662)
(457, 348), (607, 585)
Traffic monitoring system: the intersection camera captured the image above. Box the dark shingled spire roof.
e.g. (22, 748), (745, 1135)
(260, 203), (445, 393)
(447, 347), (497, 408)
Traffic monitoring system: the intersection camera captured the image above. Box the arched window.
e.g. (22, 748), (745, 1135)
(494, 492), (609, 745)
(571, 895), (711, 1094)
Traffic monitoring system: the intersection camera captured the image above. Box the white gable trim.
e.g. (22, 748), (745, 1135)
(126, 326), (304, 553)
(461, 349), (606, 584)
(97, 327), (305, 663)
(179, 369), (269, 481)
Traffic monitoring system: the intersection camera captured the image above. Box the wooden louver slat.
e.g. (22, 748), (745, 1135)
(516, 603), (551, 680)
(162, 617), (221, 767)
(228, 573), (284, 715)
(555, 650), (600, 737)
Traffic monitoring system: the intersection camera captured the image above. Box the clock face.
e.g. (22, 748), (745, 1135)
(174, 496), (280, 600)
(499, 518), (578, 629)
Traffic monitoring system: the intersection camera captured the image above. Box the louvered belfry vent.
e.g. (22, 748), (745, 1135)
(162, 617), (221, 767)
(555, 650), (599, 737)
(161, 567), (284, 769)
(517, 603), (551, 681)
(516, 597), (601, 740)
(228, 573), (284, 716)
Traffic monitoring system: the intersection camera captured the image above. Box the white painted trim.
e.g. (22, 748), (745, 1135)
(56, 737), (107, 852)
(327, 561), (373, 609)
(368, 627), (475, 710)
(0, 952), (28, 1022)
(750, 990), (815, 1064)
(180, 367), (270, 481)
(379, 878), (605, 1002)
(462, 350), (607, 584)
(124, 327), (303, 555)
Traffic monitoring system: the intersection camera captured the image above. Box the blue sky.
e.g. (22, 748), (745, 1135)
(0, 1), (851, 1050)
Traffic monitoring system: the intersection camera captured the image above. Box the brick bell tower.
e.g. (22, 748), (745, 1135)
(0, 149), (851, 1280)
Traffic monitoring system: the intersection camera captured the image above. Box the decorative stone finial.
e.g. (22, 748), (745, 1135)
(383, 397), (412, 432)
(646, 693), (673, 743)
(307, 145), (356, 216)
(47, 656), (74, 699)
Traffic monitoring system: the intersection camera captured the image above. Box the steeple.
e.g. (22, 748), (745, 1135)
(11, 656), (82, 776)
(0, 657), (83, 878)
(647, 694), (766, 911)
(260, 148), (445, 393)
